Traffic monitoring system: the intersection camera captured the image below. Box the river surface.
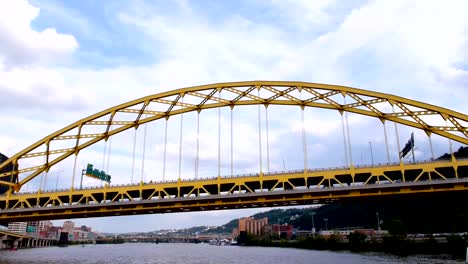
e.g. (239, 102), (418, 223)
(0, 243), (463, 264)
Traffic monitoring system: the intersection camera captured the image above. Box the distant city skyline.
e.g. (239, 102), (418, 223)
(1, 0), (467, 232)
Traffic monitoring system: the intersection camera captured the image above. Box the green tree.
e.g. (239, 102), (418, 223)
(385, 218), (407, 236)
(348, 232), (367, 251)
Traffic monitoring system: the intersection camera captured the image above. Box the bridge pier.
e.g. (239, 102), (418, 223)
(0, 235), (5, 249)
(13, 239), (18, 249)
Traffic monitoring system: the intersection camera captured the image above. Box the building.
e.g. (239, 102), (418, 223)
(272, 224), (294, 239)
(238, 217), (268, 236)
(318, 229), (389, 240)
(72, 228), (88, 241)
(46, 226), (62, 239)
(319, 230), (351, 239)
(25, 220), (52, 236)
(232, 228), (239, 239)
(8, 222), (27, 233)
(62, 221), (75, 232)
(38, 220), (52, 233)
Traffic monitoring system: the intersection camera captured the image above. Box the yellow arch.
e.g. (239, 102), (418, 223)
(1, 81), (467, 192)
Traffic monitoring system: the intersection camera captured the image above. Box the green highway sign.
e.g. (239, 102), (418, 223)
(85, 163), (111, 183)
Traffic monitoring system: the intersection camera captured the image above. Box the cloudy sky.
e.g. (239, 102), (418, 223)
(0, 0), (467, 233)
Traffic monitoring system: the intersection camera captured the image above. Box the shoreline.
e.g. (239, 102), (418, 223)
(241, 235), (468, 260)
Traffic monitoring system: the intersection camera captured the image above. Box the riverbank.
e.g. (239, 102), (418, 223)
(243, 234), (468, 260)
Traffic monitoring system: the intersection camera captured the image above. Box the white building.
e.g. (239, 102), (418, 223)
(8, 222), (27, 233)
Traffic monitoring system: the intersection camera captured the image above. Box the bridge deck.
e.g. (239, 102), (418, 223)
(0, 159), (467, 223)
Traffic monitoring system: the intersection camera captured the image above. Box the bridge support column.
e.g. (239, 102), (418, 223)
(13, 239), (19, 249)
(27, 238), (31, 248)
(0, 235), (6, 249)
(465, 247), (467, 263)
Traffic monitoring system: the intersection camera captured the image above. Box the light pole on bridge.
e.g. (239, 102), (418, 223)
(369, 141), (374, 166)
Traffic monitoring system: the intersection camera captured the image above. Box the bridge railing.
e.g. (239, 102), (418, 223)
(7, 158), (465, 195)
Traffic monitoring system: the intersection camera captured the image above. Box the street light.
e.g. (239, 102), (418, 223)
(369, 141), (374, 166)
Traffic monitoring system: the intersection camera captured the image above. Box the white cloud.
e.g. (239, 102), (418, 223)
(0, 0), (78, 67)
(269, 0), (337, 30)
(0, 0), (84, 112)
(0, 66), (88, 111)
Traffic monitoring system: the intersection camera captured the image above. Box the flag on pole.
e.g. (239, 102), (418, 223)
(400, 132), (414, 159)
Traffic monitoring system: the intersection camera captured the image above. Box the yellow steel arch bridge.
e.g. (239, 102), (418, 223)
(0, 81), (467, 224)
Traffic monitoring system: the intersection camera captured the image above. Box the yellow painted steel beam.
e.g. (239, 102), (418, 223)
(0, 160), (466, 222)
(0, 179), (466, 223)
(0, 81), (466, 192)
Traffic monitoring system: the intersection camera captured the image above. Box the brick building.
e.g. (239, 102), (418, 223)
(238, 217), (268, 236)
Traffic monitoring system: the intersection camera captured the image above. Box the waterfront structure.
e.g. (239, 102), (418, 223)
(5, 220), (96, 245)
(0, 230), (56, 249)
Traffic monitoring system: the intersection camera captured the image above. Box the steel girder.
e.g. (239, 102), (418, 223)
(0, 159), (467, 222)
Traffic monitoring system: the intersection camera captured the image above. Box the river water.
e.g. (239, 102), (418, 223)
(0, 243), (463, 264)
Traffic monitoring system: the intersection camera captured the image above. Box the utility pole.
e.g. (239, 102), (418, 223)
(277, 217), (280, 238)
(80, 169), (85, 190)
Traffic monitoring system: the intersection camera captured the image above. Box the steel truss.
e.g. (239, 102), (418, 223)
(0, 81), (467, 193)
